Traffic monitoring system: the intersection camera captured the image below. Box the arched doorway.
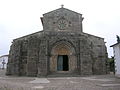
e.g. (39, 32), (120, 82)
(50, 41), (77, 74)
(57, 55), (69, 71)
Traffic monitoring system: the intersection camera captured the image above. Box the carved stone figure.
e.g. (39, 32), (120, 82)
(116, 35), (120, 43)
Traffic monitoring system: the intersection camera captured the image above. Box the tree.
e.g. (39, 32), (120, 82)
(107, 57), (115, 74)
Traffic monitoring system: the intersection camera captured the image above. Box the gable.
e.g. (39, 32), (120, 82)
(41, 7), (83, 32)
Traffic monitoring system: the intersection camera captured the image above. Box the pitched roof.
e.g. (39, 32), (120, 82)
(110, 42), (120, 47)
(43, 7), (82, 16)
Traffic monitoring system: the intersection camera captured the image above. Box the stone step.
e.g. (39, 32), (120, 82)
(47, 73), (80, 77)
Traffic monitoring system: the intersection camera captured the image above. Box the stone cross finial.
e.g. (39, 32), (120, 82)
(61, 4), (64, 8)
(2, 59), (6, 69)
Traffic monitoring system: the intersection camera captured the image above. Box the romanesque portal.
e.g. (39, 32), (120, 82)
(50, 41), (76, 73)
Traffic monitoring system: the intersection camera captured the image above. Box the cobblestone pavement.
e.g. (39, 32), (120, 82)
(0, 70), (120, 90)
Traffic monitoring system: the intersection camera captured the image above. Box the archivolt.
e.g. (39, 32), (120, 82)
(51, 40), (76, 55)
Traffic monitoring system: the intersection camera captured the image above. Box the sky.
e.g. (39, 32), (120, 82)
(0, 0), (120, 57)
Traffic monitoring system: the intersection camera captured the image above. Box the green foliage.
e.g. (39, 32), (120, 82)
(107, 57), (115, 73)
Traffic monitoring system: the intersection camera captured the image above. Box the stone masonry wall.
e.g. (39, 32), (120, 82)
(37, 39), (48, 77)
(7, 40), (22, 75)
(26, 36), (40, 76)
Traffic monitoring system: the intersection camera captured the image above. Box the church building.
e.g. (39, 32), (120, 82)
(6, 6), (108, 77)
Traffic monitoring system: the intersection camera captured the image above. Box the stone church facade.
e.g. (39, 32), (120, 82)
(6, 7), (108, 77)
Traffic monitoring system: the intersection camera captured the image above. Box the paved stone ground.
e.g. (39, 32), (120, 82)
(0, 69), (120, 90)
